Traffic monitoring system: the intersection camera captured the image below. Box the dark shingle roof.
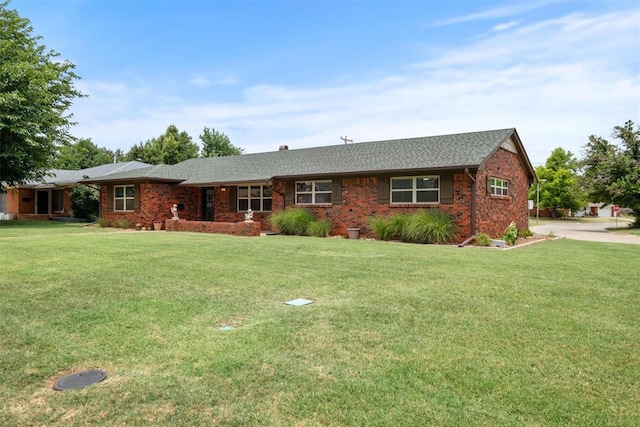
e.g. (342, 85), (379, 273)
(83, 128), (533, 185)
(20, 161), (151, 187)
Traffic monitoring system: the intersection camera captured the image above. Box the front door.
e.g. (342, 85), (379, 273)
(202, 187), (214, 221)
(36, 190), (49, 214)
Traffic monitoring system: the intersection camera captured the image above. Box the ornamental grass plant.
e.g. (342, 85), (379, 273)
(369, 210), (457, 244)
(269, 207), (315, 235)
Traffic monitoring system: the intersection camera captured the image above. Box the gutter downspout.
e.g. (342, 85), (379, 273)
(465, 168), (477, 237)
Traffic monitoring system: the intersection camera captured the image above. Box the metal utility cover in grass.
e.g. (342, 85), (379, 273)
(53, 370), (107, 391)
(285, 298), (314, 306)
(219, 325), (235, 331)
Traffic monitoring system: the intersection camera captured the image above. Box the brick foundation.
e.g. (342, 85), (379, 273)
(164, 219), (261, 236)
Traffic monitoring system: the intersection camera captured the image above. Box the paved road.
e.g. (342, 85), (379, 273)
(529, 219), (640, 245)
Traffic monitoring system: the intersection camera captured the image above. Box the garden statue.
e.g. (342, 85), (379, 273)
(244, 208), (254, 222)
(171, 204), (179, 220)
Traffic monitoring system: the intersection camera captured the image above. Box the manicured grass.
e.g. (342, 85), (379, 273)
(1, 223), (638, 425)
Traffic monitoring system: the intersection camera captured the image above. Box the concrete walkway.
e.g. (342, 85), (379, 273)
(529, 219), (640, 245)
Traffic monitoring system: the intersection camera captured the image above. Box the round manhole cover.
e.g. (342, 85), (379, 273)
(53, 370), (107, 391)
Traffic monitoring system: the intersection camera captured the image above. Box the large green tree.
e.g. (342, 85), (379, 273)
(55, 138), (114, 170)
(199, 127), (243, 157)
(125, 125), (199, 165)
(0, 1), (83, 190)
(581, 120), (640, 227)
(529, 147), (584, 217)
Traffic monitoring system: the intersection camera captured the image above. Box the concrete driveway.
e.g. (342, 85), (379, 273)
(529, 219), (640, 245)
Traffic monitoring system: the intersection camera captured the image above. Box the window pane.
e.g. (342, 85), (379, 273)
(263, 186), (272, 197)
(115, 187), (124, 197)
(115, 199), (124, 211)
(250, 199), (260, 211)
(315, 181), (332, 192)
(52, 190), (64, 211)
(263, 199), (272, 211)
(125, 199), (134, 211)
(297, 194), (312, 204)
(297, 182), (312, 192)
(392, 191), (413, 203)
(238, 199), (248, 211)
(238, 186), (248, 197)
(391, 178), (413, 190)
(417, 191), (439, 203)
(315, 193), (331, 203)
(125, 186), (134, 197)
(250, 186), (261, 197)
(417, 177), (438, 189)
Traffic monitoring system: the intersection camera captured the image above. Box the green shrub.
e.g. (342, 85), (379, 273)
(98, 217), (108, 228)
(269, 208), (315, 236)
(390, 213), (411, 241)
(520, 228), (533, 238)
(402, 210), (458, 244)
(70, 184), (99, 220)
(502, 221), (519, 245)
(308, 219), (331, 237)
(368, 211), (456, 244)
(117, 219), (130, 229)
(368, 216), (393, 240)
(474, 233), (492, 246)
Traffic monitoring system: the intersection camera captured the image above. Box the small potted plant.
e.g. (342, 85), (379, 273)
(153, 219), (163, 231)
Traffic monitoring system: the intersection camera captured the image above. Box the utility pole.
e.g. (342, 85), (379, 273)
(340, 136), (353, 144)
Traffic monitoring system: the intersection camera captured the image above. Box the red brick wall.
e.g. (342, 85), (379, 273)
(99, 183), (200, 229)
(476, 148), (531, 238)
(165, 219), (261, 236)
(271, 175), (475, 239)
(7, 188), (35, 215)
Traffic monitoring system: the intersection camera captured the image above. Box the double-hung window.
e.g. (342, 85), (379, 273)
(296, 180), (332, 204)
(114, 185), (134, 211)
(489, 177), (509, 196)
(391, 176), (439, 204)
(238, 185), (272, 211)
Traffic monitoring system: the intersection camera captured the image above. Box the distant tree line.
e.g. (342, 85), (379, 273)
(55, 125), (243, 169)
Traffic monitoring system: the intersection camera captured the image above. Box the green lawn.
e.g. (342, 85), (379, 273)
(1, 222), (638, 426)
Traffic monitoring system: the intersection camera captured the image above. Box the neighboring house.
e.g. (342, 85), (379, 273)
(3, 161), (150, 219)
(82, 128), (536, 241)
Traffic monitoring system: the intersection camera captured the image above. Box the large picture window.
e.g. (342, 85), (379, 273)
(114, 185), (134, 211)
(489, 177), (509, 196)
(391, 176), (439, 204)
(52, 189), (64, 213)
(296, 180), (332, 204)
(238, 185), (272, 211)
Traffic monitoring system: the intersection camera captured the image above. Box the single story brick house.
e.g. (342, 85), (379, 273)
(82, 128), (536, 241)
(3, 161), (149, 220)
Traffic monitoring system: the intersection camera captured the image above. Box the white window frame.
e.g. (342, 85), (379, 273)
(490, 177), (509, 196)
(237, 185), (272, 212)
(114, 185), (134, 211)
(390, 176), (440, 204)
(295, 180), (332, 205)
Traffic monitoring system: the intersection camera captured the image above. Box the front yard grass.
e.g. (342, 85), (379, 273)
(1, 222), (638, 425)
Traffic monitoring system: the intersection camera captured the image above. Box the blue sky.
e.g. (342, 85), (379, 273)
(10, 0), (640, 165)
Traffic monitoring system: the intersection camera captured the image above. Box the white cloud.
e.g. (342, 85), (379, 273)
(191, 74), (210, 87)
(492, 21), (521, 31)
(70, 7), (639, 166)
(432, 0), (561, 26)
